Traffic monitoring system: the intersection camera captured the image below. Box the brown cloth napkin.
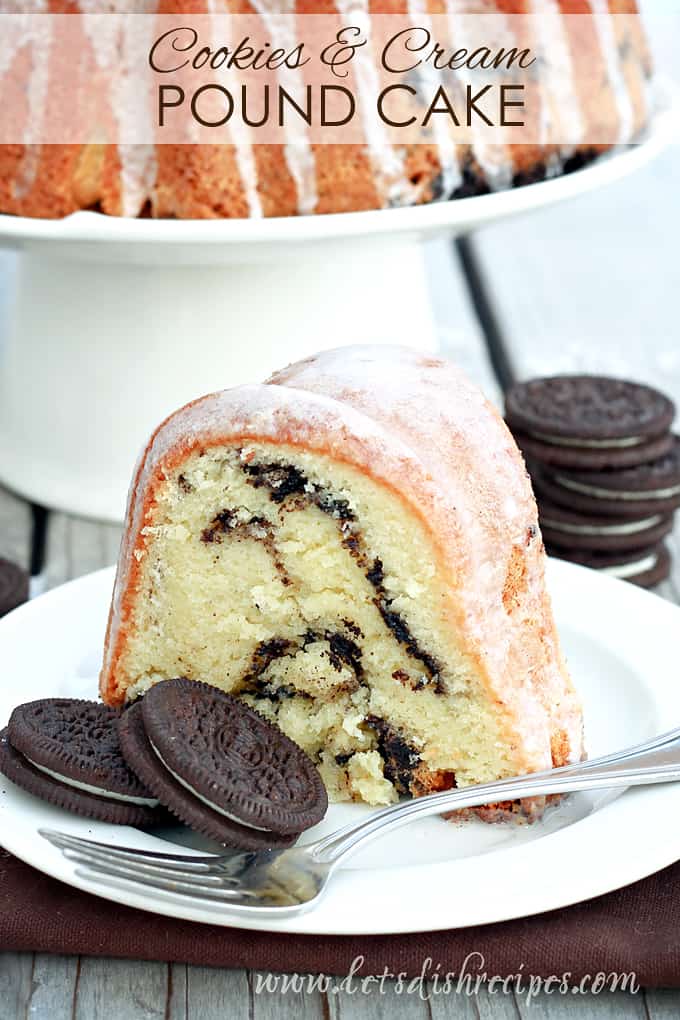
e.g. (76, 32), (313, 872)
(1, 849), (678, 986)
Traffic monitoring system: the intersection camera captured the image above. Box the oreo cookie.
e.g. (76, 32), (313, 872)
(539, 500), (674, 553)
(505, 376), (675, 446)
(0, 558), (29, 618)
(1, 700), (162, 826)
(532, 437), (680, 518)
(546, 542), (671, 589)
(514, 429), (674, 471)
(118, 703), (298, 850)
(119, 679), (327, 848)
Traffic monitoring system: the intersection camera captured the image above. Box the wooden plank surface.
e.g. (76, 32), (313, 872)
(646, 989), (680, 1019)
(73, 958), (169, 1020)
(471, 149), (680, 398)
(0, 953), (34, 1019)
(24, 955), (79, 1020)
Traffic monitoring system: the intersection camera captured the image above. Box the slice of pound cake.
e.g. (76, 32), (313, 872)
(100, 346), (583, 813)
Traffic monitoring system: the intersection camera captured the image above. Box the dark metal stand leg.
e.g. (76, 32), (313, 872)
(455, 235), (516, 393)
(29, 503), (50, 597)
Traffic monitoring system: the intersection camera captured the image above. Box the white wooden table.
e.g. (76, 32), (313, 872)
(1, 143), (679, 1016)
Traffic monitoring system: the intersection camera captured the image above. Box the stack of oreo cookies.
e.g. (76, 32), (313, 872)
(505, 376), (679, 588)
(1, 679), (328, 848)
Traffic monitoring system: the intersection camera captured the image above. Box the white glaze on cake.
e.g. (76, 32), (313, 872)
(590, 0), (634, 144)
(79, 0), (158, 216)
(3, 2), (49, 201)
(334, 0), (414, 207)
(115, 144), (157, 217)
(442, 0), (516, 191)
(530, 0), (584, 155)
(249, 0), (318, 214)
(115, 13), (158, 215)
(207, 0), (263, 218)
(407, 0), (463, 198)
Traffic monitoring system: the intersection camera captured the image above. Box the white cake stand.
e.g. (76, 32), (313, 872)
(0, 79), (677, 524)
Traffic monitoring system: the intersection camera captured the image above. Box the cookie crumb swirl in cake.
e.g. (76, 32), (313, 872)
(100, 346), (583, 811)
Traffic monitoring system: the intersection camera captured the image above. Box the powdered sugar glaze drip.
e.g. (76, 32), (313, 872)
(248, 0), (319, 214)
(406, 0), (463, 198)
(207, 0), (263, 218)
(2, 0), (49, 202)
(78, 0), (158, 216)
(335, 0), (416, 207)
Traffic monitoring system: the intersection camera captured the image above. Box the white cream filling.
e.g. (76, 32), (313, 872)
(601, 553), (659, 580)
(554, 477), (680, 502)
(26, 757), (160, 807)
(530, 431), (646, 449)
(148, 739), (271, 832)
(541, 514), (663, 537)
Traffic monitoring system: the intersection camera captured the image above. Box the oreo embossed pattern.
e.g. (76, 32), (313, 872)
(505, 375), (679, 588)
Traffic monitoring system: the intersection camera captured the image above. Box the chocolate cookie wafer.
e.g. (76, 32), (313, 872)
(514, 429), (674, 471)
(538, 500), (674, 553)
(546, 542), (671, 589)
(118, 703), (298, 850)
(141, 679), (327, 837)
(1, 700), (162, 825)
(505, 376), (675, 454)
(532, 437), (680, 518)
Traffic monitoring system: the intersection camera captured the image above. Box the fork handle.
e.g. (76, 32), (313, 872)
(313, 732), (680, 866)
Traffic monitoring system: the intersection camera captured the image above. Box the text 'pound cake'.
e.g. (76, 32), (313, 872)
(100, 346), (583, 814)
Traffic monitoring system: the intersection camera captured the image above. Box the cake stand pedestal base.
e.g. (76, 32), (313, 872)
(0, 238), (436, 522)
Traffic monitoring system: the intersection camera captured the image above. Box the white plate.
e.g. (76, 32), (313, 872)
(1, 558), (679, 935)
(0, 76), (677, 264)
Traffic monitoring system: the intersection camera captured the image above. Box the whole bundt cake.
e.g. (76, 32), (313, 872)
(0, 1), (652, 219)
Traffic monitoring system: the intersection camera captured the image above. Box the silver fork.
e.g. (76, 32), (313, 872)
(41, 725), (680, 917)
